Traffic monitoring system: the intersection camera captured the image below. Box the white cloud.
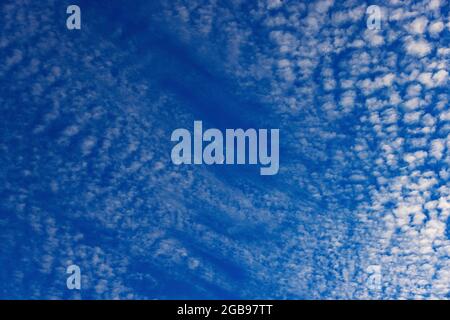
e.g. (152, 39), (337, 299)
(428, 0), (442, 10)
(409, 16), (428, 34)
(432, 70), (448, 86)
(440, 110), (450, 121)
(404, 111), (422, 124)
(418, 70), (448, 88)
(403, 97), (421, 110)
(405, 38), (432, 57)
(430, 139), (445, 160)
(404, 151), (427, 166)
(428, 21), (444, 35)
(267, 0), (283, 10)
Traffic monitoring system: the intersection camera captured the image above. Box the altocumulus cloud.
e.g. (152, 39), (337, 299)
(0, 0), (449, 299)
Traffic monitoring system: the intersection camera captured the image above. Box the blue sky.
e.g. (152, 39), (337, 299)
(0, 0), (449, 299)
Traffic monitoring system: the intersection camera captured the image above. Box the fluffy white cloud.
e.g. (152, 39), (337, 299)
(428, 21), (444, 35)
(409, 16), (428, 34)
(430, 139), (445, 160)
(405, 38), (432, 57)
